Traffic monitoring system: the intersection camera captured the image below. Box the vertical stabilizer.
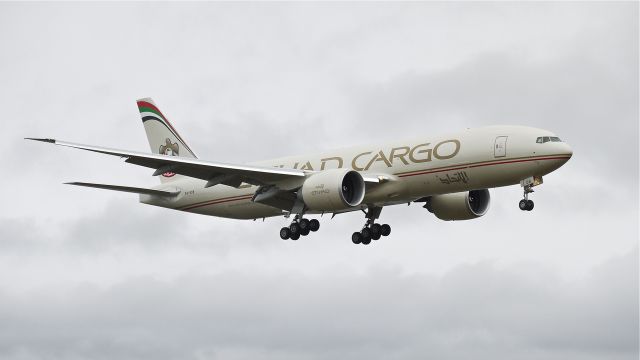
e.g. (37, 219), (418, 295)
(136, 98), (197, 182)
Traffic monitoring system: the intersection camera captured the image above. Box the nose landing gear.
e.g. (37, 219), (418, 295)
(519, 176), (543, 212)
(519, 185), (535, 211)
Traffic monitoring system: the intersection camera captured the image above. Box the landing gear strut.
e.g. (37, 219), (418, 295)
(351, 207), (391, 245)
(279, 214), (320, 240)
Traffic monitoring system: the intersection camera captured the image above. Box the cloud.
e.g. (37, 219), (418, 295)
(0, 248), (636, 360)
(0, 2), (637, 360)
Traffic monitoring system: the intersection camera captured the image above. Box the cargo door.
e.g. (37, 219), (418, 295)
(494, 136), (508, 158)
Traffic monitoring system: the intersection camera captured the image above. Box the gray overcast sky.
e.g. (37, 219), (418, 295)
(0, 2), (637, 360)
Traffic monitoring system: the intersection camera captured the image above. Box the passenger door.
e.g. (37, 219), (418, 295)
(494, 136), (508, 158)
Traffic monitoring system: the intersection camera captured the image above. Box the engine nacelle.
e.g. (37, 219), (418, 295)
(426, 189), (490, 221)
(301, 169), (365, 211)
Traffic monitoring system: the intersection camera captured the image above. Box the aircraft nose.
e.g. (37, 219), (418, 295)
(562, 143), (573, 157)
(557, 142), (573, 162)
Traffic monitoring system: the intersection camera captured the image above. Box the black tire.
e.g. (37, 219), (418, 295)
(300, 227), (310, 236)
(290, 232), (300, 240)
(309, 219), (320, 232)
(519, 199), (528, 211)
(299, 218), (310, 231)
(361, 228), (371, 244)
(279, 227), (291, 240)
(526, 200), (534, 211)
(370, 224), (382, 240)
(290, 223), (300, 234)
(380, 224), (391, 237)
(352, 232), (362, 244)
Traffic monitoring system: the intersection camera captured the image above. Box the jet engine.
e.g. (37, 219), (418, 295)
(301, 169), (365, 211)
(425, 189), (490, 221)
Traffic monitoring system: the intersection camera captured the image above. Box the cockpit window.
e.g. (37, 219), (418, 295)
(536, 136), (562, 143)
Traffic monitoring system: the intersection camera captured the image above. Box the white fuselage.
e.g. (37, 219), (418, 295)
(141, 125), (572, 219)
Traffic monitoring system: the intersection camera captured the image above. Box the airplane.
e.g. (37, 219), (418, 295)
(27, 98), (573, 245)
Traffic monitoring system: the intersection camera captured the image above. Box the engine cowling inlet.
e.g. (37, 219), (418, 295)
(426, 189), (490, 221)
(301, 169), (365, 211)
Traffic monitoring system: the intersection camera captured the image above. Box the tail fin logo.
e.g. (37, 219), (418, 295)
(137, 98), (197, 159)
(159, 138), (179, 177)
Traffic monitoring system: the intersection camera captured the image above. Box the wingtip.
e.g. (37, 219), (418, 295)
(25, 137), (56, 143)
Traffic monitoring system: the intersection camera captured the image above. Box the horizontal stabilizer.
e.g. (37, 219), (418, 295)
(25, 137), (56, 143)
(65, 182), (180, 197)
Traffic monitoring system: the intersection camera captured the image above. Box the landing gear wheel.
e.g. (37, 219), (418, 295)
(299, 218), (310, 231)
(290, 232), (300, 240)
(380, 224), (391, 237)
(361, 228), (372, 244)
(300, 227), (310, 236)
(309, 219), (320, 232)
(370, 224), (382, 240)
(290, 223), (300, 234)
(519, 199), (528, 211)
(352, 232), (362, 244)
(526, 200), (534, 211)
(279, 227), (291, 240)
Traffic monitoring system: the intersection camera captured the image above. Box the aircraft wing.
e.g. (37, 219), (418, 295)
(27, 138), (307, 188)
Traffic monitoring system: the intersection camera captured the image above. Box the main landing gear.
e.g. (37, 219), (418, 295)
(279, 215), (320, 240)
(519, 185), (535, 211)
(351, 207), (391, 245)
